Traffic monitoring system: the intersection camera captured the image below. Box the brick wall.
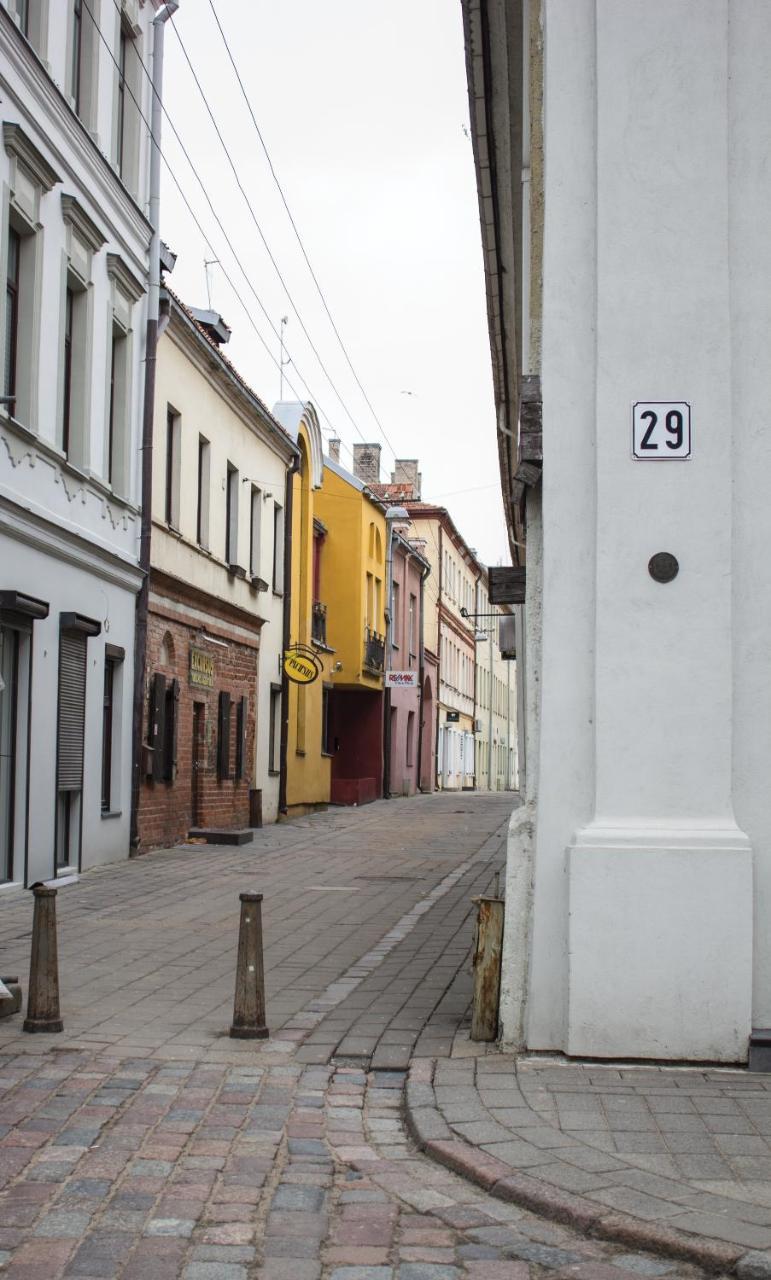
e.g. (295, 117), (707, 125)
(137, 600), (259, 850)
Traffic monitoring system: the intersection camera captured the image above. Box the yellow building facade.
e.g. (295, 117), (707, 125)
(316, 458), (387, 805)
(270, 403), (389, 813)
(272, 402), (330, 815)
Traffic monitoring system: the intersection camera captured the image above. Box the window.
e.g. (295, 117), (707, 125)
(226, 463), (238, 564)
(60, 196), (103, 463)
(4, 229), (19, 408)
(165, 408), (180, 528)
(3, 128), (59, 430)
(116, 25), (127, 175)
(69, 0), (96, 127)
(70, 0), (83, 116)
(392, 580), (400, 647)
(100, 655), (113, 814)
(272, 501), (284, 591)
(107, 328), (128, 486)
(250, 486), (261, 578)
(268, 684), (281, 774)
(105, 255), (141, 494)
(62, 288), (73, 452)
(408, 593), (416, 656)
(10, 0), (29, 35)
(197, 436), (210, 547)
(406, 711), (415, 768)
(101, 651), (123, 814)
(114, 17), (140, 191)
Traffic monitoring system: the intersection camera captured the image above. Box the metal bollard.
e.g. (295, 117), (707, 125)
(229, 891), (269, 1039)
(23, 883), (63, 1034)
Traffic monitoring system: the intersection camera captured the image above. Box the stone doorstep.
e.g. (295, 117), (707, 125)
(187, 829), (254, 846)
(403, 1059), (767, 1277)
(0, 980), (22, 1019)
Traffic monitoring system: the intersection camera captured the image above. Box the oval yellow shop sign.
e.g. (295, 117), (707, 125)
(283, 649), (320, 685)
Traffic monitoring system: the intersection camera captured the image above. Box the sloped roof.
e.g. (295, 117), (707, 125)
(164, 288), (297, 459)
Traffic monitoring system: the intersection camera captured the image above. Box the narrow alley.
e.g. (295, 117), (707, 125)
(0, 796), (729, 1278)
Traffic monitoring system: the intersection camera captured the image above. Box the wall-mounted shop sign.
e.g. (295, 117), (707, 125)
(446, 710), (460, 723)
(489, 566), (526, 604)
(632, 401), (691, 460)
(190, 646), (215, 689)
(283, 645), (321, 685)
(385, 670), (418, 688)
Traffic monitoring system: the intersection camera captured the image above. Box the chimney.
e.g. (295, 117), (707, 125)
(328, 439), (341, 463)
(352, 442), (382, 485)
(391, 459), (421, 499)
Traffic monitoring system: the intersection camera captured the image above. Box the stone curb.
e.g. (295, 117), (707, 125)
(403, 1059), (764, 1277)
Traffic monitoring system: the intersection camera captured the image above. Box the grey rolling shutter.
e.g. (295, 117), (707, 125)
(57, 631), (87, 790)
(218, 691), (231, 780)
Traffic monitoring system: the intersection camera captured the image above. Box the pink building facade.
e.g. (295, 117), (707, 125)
(386, 534), (434, 797)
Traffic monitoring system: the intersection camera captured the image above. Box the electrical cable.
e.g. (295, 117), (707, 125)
(205, 0), (401, 467)
(87, 0), (363, 450)
(168, 12), (397, 466)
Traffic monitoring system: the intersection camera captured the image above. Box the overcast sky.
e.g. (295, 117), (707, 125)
(160, 0), (507, 565)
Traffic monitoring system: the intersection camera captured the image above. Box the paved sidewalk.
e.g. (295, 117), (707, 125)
(0, 793), (512, 1061)
(406, 1049), (771, 1276)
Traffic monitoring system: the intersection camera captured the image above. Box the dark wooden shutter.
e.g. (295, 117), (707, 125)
(57, 631), (87, 790)
(218, 691), (231, 780)
(150, 673), (166, 782)
(165, 679), (180, 782)
(235, 696), (247, 780)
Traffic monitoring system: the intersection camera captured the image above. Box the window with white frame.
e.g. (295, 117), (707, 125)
(2, 126), (59, 429)
(60, 195), (104, 465)
(272, 501), (284, 592)
(105, 254), (142, 495)
(68, 0), (98, 132)
(225, 462), (239, 565)
(249, 485), (262, 579)
(164, 406), (181, 528)
(196, 435), (210, 547)
(114, 6), (141, 193)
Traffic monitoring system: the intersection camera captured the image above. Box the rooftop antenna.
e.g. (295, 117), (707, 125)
(204, 257), (219, 309)
(279, 315), (290, 400)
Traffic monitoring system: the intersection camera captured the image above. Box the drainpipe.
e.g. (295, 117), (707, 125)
(436, 523), (443, 790)
(278, 455), (300, 815)
(488, 624), (494, 791)
(415, 556), (430, 792)
(382, 508), (409, 800)
(130, 0), (179, 853)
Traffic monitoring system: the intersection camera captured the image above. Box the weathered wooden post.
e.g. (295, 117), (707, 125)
(470, 887), (505, 1042)
(229, 891), (269, 1039)
(23, 883), (63, 1033)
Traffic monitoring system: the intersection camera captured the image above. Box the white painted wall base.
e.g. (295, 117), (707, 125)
(567, 830), (753, 1062)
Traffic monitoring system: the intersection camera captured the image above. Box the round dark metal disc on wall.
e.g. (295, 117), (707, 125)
(648, 552), (679, 584)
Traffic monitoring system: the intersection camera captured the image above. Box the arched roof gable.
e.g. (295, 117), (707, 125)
(271, 400), (324, 488)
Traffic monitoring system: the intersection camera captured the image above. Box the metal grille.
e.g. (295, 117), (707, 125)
(57, 630), (86, 790)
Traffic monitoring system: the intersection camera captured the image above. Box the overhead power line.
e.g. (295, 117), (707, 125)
(206, 0), (401, 468)
(168, 13), (396, 466)
(87, 0), (356, 444)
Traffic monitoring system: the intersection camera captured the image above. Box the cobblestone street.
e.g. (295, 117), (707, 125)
(0, 795), (734, 1278)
